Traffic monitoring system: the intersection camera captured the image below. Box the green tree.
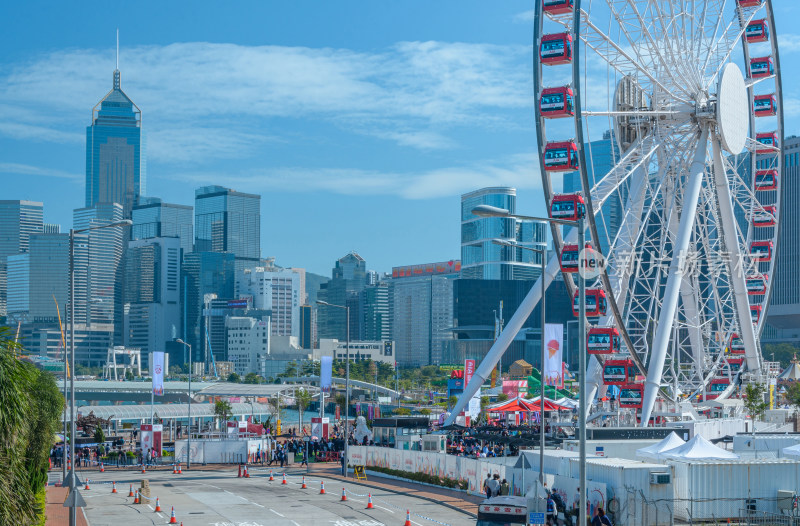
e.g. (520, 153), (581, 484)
(244, 372), (261, 384)
(744, 382), (769, 436)
(0, 327), (64, 524)
(762, 343), (800, 368)
(93, 426), (105, 445)
(786, 383), (800, 415)
(214, 400), (233, 423)
(227, 372), (241, 383)
(295, 388), (312, 430)
(448, 395), (458, 410)
(496, 393), (509, 402)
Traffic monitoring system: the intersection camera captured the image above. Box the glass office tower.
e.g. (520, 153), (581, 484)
(194, 186), (260, 270)
(460, 188), (545, 280)
(0, 200), (43, 315)
(132, 197), (194, 254)
(85, 67), (144, 218)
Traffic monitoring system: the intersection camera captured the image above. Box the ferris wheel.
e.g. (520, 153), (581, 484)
(533, 0), (784, 425)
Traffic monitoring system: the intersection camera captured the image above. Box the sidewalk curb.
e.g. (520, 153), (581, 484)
(316, 468), (479, 519)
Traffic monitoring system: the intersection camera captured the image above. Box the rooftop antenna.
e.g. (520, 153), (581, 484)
(113, 29), (121, 89)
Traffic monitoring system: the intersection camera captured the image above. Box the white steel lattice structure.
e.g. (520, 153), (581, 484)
(445, 0), (784, 428)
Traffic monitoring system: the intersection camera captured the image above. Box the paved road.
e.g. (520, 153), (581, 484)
(78, 467), (476, 526)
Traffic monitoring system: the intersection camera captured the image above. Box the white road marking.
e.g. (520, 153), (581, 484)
(291, 522), (301, 526)
(374, 505), (394, 513)
(147, 504), (154, 511)
(269, 508), (285, 517)
(156, 512), (164, 519)
(253, 503), (265, 508)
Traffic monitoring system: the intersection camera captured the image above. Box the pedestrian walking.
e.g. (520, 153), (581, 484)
(484, 474), (492, 499)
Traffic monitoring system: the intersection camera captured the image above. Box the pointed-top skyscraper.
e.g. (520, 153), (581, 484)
(85, 33), (145, 218)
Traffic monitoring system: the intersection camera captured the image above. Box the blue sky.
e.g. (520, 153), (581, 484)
(2, 1), (799, 276)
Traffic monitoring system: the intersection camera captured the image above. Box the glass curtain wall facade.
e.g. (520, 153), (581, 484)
(461, 188), (545, 280)
(562, 130), (624, 254)
(132, 198), (194, 254)
(194, 186), (261, 272)
(317, 252), (367, 340)
(85, 68), (144, 219)
(0, 200), (43, 316)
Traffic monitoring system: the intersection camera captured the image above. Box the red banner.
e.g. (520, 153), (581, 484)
(464, 359), (476, 386)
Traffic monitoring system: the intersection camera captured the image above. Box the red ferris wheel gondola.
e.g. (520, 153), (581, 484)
(540, 86), (575, 118)
(728, 333), (745, 355)
(749, 57), (775, 79)
(756, 132), (779, 153)
(572, 289), (607, 317)
(543, 141), (580, 172)
(754, 170), (778, 191)
(549, 193), (585, 221)
(587, 327), (620, 354)
(752, 205), (777, 227)
(746, 275), (768, 295)
(618, 383), (644, 408)
(745, 20), (770, 43)
(540, 33), (573, 66)
(543, 0), (574, 15)
(754, 94), (777, 117)
(750, 241), (773, 262)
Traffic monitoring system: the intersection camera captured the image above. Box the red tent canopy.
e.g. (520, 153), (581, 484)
(487, 396), (539, 413)
(526, 396), (572, 411)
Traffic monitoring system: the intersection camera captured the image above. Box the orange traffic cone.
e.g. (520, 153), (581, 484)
(341, 488), (347, 501)
(84, 479), (90, 490)
(133, 491), (140, 504)
(301, 476), (307, 489)
(99, 462), (104, 473)
(244, 465), (250, 478)
(169, 506), (178, 523)
(177, 463), (182, 474)
(111, 481), (117, 494)
(238, 464), (242, 478)
(128, 484), (134, 497)
(269, 470), (274, 481)
(404, 510), (412, 526)
(173, 463), (178, 474)
(155, 497), (162, 512)
(366, 494), (374, 509)
(141, 464), (146, 474)
(281, 473), (287, 485)
(320, 481), (326, 494)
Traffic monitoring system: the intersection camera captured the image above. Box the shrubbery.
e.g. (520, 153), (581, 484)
(367, 466), (469, 490)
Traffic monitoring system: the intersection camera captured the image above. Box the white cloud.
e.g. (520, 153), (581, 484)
(514, 10), (536, 24)
(164, 152), (542, 200)
(0, 162), (81, 181)
(779, 34), (800, 53)
(0, 41), (531, 160)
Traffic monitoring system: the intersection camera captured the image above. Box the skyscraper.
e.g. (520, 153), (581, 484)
(6, 233), (71, 323)
(391, 261), (459, 367)
(73, 203), (125, 341)
(764, 135), (800, 344)
(562, 130), (624, 254)
(0, 200), (43, 316)
(124, 237), (181, 360)
(361, 281), (392, 341)
(132, 197), (193, 254)
(182, 251), (236, 365)
(194, 185), (261, 271)
(317, 252), (367, 340)
(460, 188), (545, 280)
(237, 266), (301, 338)
(85, 62), (144, 218)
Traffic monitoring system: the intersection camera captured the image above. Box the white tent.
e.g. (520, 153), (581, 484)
(782, 443), (800, 459)
(661, 434), (739, 460)
(554, 397), (579, 409)
(636, 432), (686, 461)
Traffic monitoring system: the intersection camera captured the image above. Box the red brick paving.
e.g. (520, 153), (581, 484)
(45, 485), (88, 526)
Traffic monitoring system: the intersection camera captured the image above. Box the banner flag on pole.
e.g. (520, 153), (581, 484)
(544, 324), (564, 389)
(321, 356), (333, 392)
(152, 351), (165, 396)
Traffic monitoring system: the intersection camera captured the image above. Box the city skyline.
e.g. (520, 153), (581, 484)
(10, 2), (800, 275)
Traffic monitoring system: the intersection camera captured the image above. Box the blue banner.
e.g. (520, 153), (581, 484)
(321, 355), (333, 392)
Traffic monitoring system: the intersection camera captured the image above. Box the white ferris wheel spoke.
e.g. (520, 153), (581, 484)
(705, 7), (766, 90)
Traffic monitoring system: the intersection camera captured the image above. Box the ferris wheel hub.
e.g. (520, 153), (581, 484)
(716, 63), (749, 155)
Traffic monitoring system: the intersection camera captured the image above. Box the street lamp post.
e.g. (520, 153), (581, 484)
(476, 204), (586, 521)
(491, 237), (547, 496)
(175, 339), (192, 469)
(317, 300), (350, 477)
(67, 219), (131, 526)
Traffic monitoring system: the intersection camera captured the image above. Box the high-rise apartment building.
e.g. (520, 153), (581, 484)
(317, 252), (368, 340)
(132, 198), (193, 254)
(73, 203), (125, 342)
(299, 304), (317, 349)
(85, 65), (144, 218)
(0, 200), (43, 316)
(391, 261), (459, 367)
(236, 266), (301, 338)
(461, 188), (546, 280)
(194, 186), (260, 272)
(226, 315), (271, 376)
(124, 237), (181, 361)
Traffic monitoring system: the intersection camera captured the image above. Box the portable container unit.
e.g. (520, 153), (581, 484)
(670, 459), (800, 522)
(568, 457), (675, 526)
(562, 439), (660, 460)
(518, 449), (579, 477)
(733, 434), (800, 456)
